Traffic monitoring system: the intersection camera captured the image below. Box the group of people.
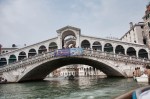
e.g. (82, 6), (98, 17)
(0, 77), (7, 83)
(133, 65), (150, 77)
(133, 67), (142, 77)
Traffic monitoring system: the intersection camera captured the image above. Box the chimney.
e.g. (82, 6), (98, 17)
(129, 22), (133, 29)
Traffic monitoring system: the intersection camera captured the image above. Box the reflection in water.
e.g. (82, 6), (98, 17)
(0, 77), (147, 99)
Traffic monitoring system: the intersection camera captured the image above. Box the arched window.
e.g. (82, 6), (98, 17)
(18, 51), (27, 60)
(92, 41), (102, 51)
(9, 55), (17, 63)
(104, 43), (113, 52)
(115, 45), (125, 54)
(28, 49), (37, 58)
(38, 45), (47, 54)
(49, 42), (58, 51)
(127, 47), (136, 56)
(81, 40), (90, 49)
(61, 30), (76, 48)
(138, 49), (148, 59)
(0, 58), (7, 66)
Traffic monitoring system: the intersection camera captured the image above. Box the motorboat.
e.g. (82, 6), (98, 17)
(68, 75), (75, 80)
(135, 74), (148, 83)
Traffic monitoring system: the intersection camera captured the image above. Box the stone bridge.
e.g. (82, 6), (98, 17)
(0, 26), (150, 82)
(0, 49), (149, 82)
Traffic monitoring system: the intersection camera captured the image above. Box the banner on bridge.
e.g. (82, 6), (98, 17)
(54, 48), (83, 57)
(70, 48), (83, 56)
(54, 49), (70, 57)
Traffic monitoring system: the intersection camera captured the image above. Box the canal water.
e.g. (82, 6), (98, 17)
(0, 77), (148, 99)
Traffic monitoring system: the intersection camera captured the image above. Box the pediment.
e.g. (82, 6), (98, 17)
(57, 26), (80, 33)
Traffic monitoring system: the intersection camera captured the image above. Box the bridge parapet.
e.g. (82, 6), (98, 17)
(83, 50), (150, 65)
(0, 49), (150, 74)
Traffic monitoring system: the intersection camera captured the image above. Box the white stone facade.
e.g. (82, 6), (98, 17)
(120, 22), (144, 44)
(49, 64), (105, 77)
(121, 3), (150, 50)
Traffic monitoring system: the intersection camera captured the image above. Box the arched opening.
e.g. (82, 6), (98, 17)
(49, 42), (58, 51)
(18, 51), (27, 60)
(127, 47), (136, 56)
(104, 43), (113, 52)
(138, 49), (148, 59)
(115, 45), (125, 54)
(38, 45), (47, 54)
(62, 30), (76, 48)
(92, 41), (102, 51)
(28, 49), (37, 58)
(9, 55), (17, 63)
(0, 58), (7, 67)
(81, 40), (90, 49)
(18, 57), (124, 82)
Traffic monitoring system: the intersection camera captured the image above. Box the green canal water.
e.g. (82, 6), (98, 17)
(0, 77), (148, 99)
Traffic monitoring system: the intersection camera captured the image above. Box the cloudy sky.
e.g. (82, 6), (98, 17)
(0, 0), (149, 47)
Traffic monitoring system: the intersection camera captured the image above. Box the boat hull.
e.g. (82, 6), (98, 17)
(136, 77), (148, 83)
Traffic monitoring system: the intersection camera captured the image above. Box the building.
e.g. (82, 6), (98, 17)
(120, 22), (144, 44)
(121, 3), (150, 49)
(143, 3), (150, 49)
(49, 64), (105, 77)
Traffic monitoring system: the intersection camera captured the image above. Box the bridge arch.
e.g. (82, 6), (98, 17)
(28, 49), (37, 58)
(127, 47), (136, 56)
(104, 43), (113, 52)
(38, 45), (47, 54)
(9, 54), (17, 63)
(18, 51), (27, 60)
(49, 42), (58, 51)
(62, 30), (76, 39)
(81, 40), (91, 49)
(92, 41), (102, 51)
(18, 56), (124, 82)
(138, 49), (148, 59)
(115, 45), (125, 54)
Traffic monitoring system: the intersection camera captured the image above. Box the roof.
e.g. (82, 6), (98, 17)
(57, 25), (81, 33)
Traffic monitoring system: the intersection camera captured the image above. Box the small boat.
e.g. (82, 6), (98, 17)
(135, 74), (148, 83)
(68, 75), (75, 80)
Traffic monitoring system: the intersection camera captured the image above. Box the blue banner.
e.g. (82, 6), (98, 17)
(54, 49), (70, 57)
(54, 48), (83, 57)
(70, 48), (83, 56)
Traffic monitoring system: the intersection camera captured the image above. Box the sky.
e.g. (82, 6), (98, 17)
(0, 0), (149, 48)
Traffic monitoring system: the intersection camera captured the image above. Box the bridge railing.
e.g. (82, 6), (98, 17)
(83, 49), (150, 64)
(0, 51), (55, 73)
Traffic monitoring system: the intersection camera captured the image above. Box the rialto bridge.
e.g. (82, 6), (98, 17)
(0, 26), (150, 82)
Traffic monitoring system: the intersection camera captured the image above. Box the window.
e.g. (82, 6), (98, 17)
(143, 38), (147, 45)
(134, 40), (136, 43)
(148, 22), (150, 27)
(141, 26), (144, 29)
